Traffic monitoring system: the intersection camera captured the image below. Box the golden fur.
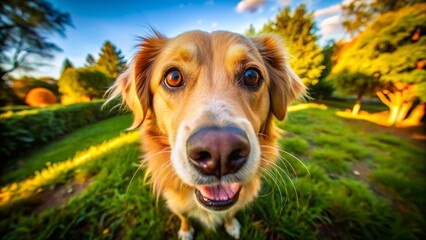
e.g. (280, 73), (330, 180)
(108, 30), (305, 239)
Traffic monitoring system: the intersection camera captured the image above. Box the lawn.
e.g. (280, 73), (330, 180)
(0, 114), (132, 185)
(0, 105), (424, 239)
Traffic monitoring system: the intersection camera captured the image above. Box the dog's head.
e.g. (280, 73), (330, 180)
(109, 30), (305, 212)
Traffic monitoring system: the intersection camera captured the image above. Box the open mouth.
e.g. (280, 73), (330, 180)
(194, 182), (241, 211)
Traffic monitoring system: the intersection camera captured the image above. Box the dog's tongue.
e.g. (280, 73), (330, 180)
(196, 183), (240, 201)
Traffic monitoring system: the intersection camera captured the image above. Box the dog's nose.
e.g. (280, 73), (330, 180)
(187, 126), (250, 178)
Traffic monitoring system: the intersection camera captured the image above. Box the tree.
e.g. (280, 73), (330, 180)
(85, 54), (96, 67)
(0, 0), (72, 80)
(245, 24), (256, 37)
(58, 67), (112, 102)
(341, 0), (423, 37)
(60, 58), (74, 75)
(96, 41), (126, 78)
(309, 41), (335, 100)
(260, 4), (324, 87)
(328, 72), (379, 115)
(333, 3), (426, 125)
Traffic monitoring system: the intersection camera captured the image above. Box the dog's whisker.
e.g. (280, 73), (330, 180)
(260, 145), (310, 178)
(264, 155), (300, 217)
(262, 161), (288, 217)
(127, 148), (172, 193)
(259, 166), (278, 198)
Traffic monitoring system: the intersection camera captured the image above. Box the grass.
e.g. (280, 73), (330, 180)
(0, 114), (132, 185)
(0, 106), (425, 239)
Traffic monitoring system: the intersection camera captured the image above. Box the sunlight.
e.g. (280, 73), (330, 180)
(288, 103), (328, 112)
(0, 132), (139, 207)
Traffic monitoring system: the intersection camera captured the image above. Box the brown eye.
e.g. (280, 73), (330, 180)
(243, 68), (261, 88)
(164, 69), (184, 88)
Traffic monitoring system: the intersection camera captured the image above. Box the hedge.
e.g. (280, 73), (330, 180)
(0, 100), (122, 159)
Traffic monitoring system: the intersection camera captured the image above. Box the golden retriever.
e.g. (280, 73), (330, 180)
(108, 30), (305, 239)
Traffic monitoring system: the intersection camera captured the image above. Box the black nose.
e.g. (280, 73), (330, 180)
(186, 126), (250, 178)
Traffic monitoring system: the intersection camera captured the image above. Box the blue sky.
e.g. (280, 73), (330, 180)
(28, 0), (345, 78)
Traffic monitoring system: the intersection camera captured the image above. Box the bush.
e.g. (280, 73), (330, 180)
(25, 88), (57, 107)
(58, 67), (112, 103)
(0, 100), (121, 160)
(11, 77), (59, 104)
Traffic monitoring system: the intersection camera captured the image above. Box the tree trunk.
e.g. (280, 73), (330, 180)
(352, 84), (367, 116)
(352, 100), (361, 115)
(396, 101), (414, 123)
(388, 105), (400, 125)
(376, 82), (416, 126)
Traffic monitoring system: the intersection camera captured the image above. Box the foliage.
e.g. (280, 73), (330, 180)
(10, 76), (58, 104)
(309, 41), (334, 99)
(24, 87), (57, 107)
(96, 41), (126, 78)
(84, 54), (96, 67)
(341, 0), (424, 37)
(0, 0), (72, 80)
(60, 58), (74, 76)
(0, 100), (121, 159)
(1, 105), (424, 239)
(260, 4), (324, 87)
(333, 3), (426, 123)
(1, 115), (132, 185)
(245, 24), (256, 37)
(327, 71), (379, 101)
(58, 67), (112, 101)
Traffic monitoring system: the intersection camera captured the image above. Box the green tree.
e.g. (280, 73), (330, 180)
(96, 41), (126, 78)
(0, 0), (72, 80)
(58, 67), (112, 101)
(309, 41), (335, 100)
(85, 54), (96, 67)
(260, 4), (324, 87)
(245, 24), (256, 37)
(60, 58), (74, 75)
(328, 72), (379, 115)
(333, 3), (426, 124)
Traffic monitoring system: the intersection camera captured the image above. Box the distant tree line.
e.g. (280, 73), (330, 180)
(58, 40), (126, 104)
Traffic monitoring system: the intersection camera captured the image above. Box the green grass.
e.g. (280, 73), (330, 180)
(0, 106), (425, 239)
(315, 99), (388, 113)
(0, 114), (132, 185)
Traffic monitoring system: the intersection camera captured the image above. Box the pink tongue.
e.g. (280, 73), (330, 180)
(197, 183), (240, 201)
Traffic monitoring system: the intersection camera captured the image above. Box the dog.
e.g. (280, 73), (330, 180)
(108, 30), (305, 239)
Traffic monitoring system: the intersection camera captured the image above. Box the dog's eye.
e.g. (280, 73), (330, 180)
(242, 68), (261, 88)
(164, 69), (184, 88)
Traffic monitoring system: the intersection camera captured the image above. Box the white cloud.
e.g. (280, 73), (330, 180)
(276, 0), (291, 6)
(236, 0), (265, 13)
(197, 19), (203, 24)
(314, 4), (341, 18)
(318, 15), (345, 45)
(211, 22), (218, 28)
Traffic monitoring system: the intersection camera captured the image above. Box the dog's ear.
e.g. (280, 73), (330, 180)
(251, 34), (306, 121)
(107, 32), (167, 129)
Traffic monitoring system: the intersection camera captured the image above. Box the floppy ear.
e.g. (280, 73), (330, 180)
(251, 34), (306, 121)
(107, 32), (167, 129)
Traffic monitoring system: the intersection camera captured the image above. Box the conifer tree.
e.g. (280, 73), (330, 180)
(96, 41), (126, 78)
(260, 4), (324, 87)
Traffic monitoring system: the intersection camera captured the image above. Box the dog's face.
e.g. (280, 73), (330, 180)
(111, 30), (304, 212)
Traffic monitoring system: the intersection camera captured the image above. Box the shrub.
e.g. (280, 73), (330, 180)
(0, 100), (121, 160)
(58, 67), (112, 103)
(25, 88), (57, 107)
(11, 77), (59, 105)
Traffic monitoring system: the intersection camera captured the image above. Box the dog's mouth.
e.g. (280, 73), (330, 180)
(194, 182), (241, 211)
